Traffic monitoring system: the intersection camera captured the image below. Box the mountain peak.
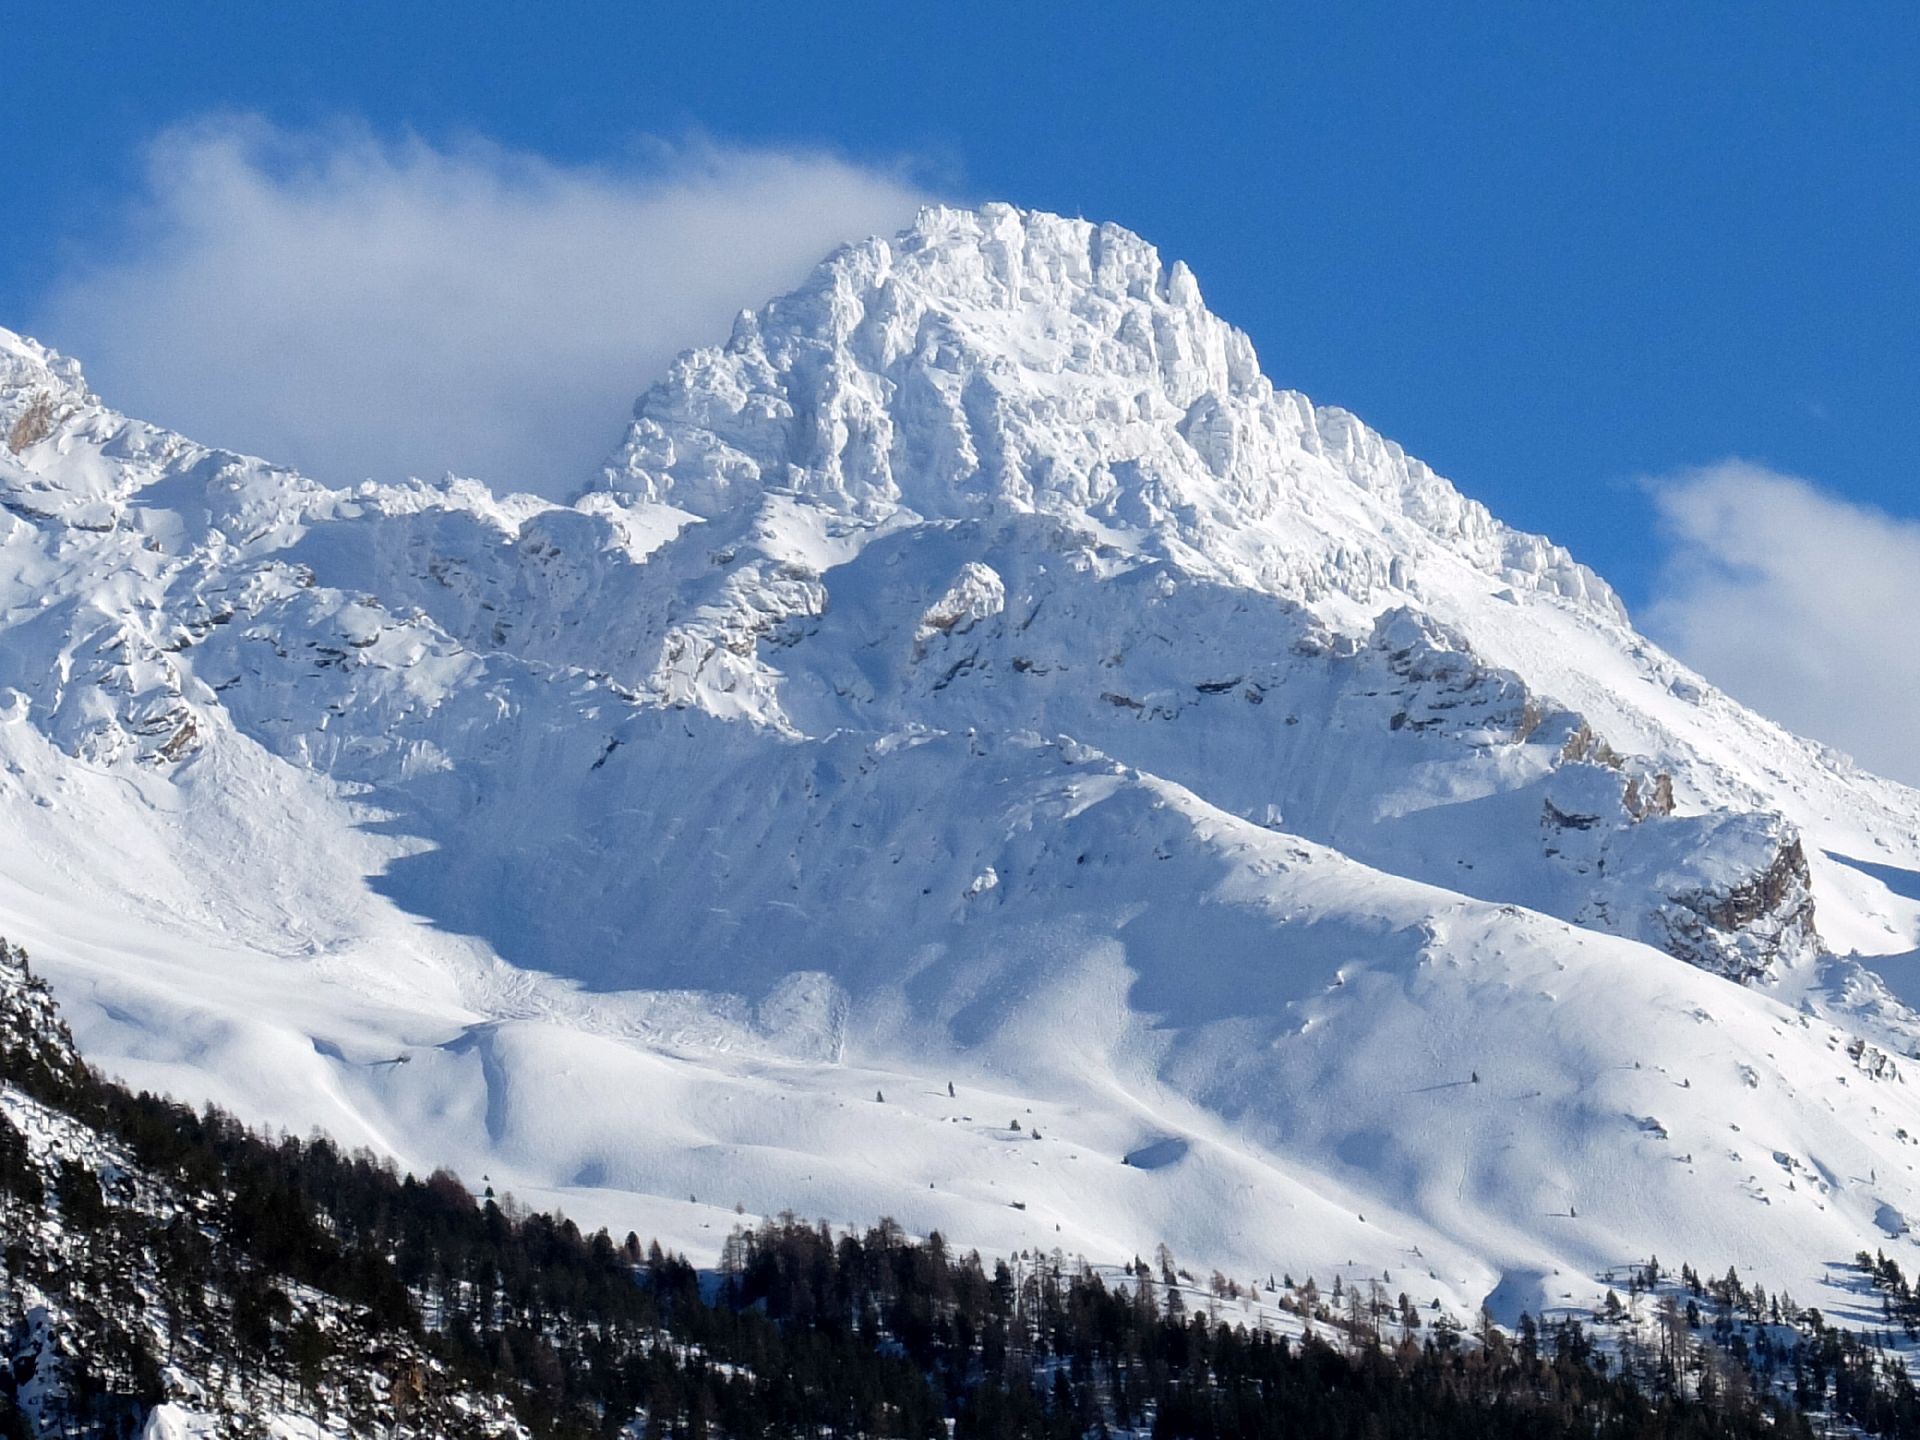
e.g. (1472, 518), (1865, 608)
(598, 205), (1624, 631)
(809, 203), (1216, 332)
(3, 210), (1920, 1332)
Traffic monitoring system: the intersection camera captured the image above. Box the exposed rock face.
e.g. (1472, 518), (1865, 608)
(1655, 834), (1821, 983)
(1624, 771), (1676, 820)
(5, 393), (55, 452)
(1559, 721), (1620, 769)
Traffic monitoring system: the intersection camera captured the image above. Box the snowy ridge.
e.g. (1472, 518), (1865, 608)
(601, 205), (1623, 623)
(1, 205), (1920, 1327)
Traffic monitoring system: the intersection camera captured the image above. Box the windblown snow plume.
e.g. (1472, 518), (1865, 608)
(1647, 461), (1920, 788)
(33, 119), (928, 495)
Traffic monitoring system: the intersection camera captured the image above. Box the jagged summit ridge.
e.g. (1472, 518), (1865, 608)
(600, 204), (1623, 624)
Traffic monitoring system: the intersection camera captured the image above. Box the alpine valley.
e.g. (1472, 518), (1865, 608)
(4, 204), (1920, 1375)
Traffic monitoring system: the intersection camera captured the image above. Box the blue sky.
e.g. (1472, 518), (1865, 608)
(7, 4), (1918, 775)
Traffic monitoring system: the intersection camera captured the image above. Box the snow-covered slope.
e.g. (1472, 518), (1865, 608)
(3, 204), (1920, 1323)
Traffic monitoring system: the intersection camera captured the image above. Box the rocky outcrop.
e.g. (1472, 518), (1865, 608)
(1849, 1036), (1902, 1083)
(0, 937), (85, 1092)
(5, 392), (54, 452)
(1654, 834), (1820, 983)
(1624, 770), (1676, 820)
(1537, 729), (1813, 981)
(913, 561), (1005, 659)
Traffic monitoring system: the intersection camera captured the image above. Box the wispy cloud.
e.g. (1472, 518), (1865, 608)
(33, 118), (931, 495)
(1644, 460), (1920, 787)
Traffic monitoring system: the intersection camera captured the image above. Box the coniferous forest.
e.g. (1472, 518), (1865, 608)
(2, 935), (1918, 1438)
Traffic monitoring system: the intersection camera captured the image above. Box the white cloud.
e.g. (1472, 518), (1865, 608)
(1644, 461), (1920, 787)
(34, 118), (930, 495)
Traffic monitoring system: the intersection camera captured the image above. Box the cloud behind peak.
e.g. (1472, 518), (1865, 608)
(1644, 460), (1920, 788)
(33, 118), (931, 496)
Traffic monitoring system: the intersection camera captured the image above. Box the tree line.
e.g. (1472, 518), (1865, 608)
(0, 937), (1913, 1437)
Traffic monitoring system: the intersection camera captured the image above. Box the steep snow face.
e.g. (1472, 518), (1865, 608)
(3, 205), (1920, 1321)
(601, 205), (1623, 626)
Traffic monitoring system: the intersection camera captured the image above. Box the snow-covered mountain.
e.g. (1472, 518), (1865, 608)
(3, 203), (1919, 1324)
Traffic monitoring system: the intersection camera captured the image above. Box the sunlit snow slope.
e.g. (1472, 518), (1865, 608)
(4, 204), (1920, 1322)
